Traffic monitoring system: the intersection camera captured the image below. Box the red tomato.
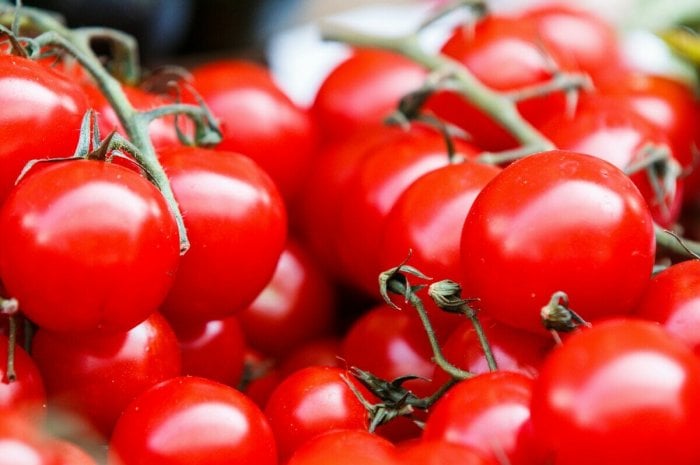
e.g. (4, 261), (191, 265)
(0, 55), (89, 206)
(539, 95), (684, 227)
(50, 439), (99, 465)
(530, 318), (700, 465)
(276, 337), (343, 377)
(158, 146), (287, 325)
(633, 259), (700, 355)
(0, 334), (46, 421)
(0, 413), (55, 465)
(171, 315), (246, 388)
(190, 60), (318, 202)
(397, 439), (498, 465)
(311, 48), (428, 142)
(108, 376), (277, 465)
(285, 429), (398, 465)
(378, 160), (501, 283)
(428, 14), (576, 150)
(0, 160), (180, 333)
(460, 150), (656, 334)
(518, 3), (626, 82)
(423, 371), (539, 465)
(31, 312), (181, 437)
(237, 240), (336, 357)
(336, 124), (479, 296)
(263, 366), (370, 462)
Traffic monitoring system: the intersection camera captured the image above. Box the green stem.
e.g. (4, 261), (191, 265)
(655, 223), (700, 258)
(467, 312), (498, 372)
(321, 23), (554, 153)
(2, 5), (190, 253)
(5, 315), (16, 382)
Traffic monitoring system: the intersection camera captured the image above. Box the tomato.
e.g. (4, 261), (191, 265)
(31, 312), (181, 437)
(171, 315), (246, 388)
(190, 60), (318, 202)
(423, 371), (540, 465)
(263, 366), (370, 462)
(530, 318), (700, 465)
(276, 337), (343, 377)
(285, 429), (398, 465)
(50, 439), (99, 465)
(336, 124), (479, 296)
(0, 160), (180, 333)
(311, 48), (428, 142)
(460, 150), (656, 334)
(237, 240), (336, 358)
(0, 334), (46, 421)
(428, 14), (576, 150)
(633, 259), (700, 355)
(157, 146), (287, 326)
(397, 439), (498, 465)
(0, 55), (89, 207)
(539, 95), (684, 227)
(0, 413), (54, 465)
(517, 3), (626, 82)
(378, 160), (501, 284)
(108, 376), (277, 465)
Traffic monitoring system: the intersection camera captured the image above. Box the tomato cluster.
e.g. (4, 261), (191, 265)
(2, 2), (700, 465)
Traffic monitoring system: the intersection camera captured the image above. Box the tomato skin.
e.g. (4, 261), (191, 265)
(0, 413), (55, 465)
(158, 146), (287, 325)
(0, 55), (89, 206)
(0, 160), (180, 333)
(108, 376), (277, 465)
(263, 366), (370, 462)
(237, 240), (336, 358)
(0, 334), (46, 421)
(311, 48), (427, 142)
(190, 60), (318, 203)
(460, 150), (655, 334)
(31, 312), (181, 438)
(633, 259), (700, 356)
(397, 439), (498, 465)
(423, 371), (539, 465)
(530, 318), (700, 465)
(285, 429), (398, 465)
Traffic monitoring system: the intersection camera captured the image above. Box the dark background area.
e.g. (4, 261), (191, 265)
(24, 0), (300, 64)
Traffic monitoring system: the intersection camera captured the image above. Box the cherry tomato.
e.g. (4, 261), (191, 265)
(311, 48), (428, 142)
(0, 334), (46, 421)
(263, 366), (370, 462)
(171, 315), (246, 388)
(158, 146), (287, 325)
(108, 376), (277, 465)
(190, 60), (318, 202)
(237, 240), (336, 357)
(633, 259), (700, 355)
(31, 312), (181, 437)
(50, 439), (99, 465)
(397, 439), (498, 465)
(460, 150), (656, 334)
(0, 412), (55, 465)
(423, 371), (540, 465)
(0, 55), (89, 206)
(285, 429), (398, 465)
(530, 318), (700, 465)
(0, 160), (180, 333)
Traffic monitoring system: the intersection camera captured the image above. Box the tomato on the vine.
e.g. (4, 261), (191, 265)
(460, 150), (655, 334)
(0, 160), (180, 333)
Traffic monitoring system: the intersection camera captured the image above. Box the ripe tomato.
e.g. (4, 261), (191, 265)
(336, 124), (479, 296)
(190, 60), (318, 202)
(237, 240), (336, 358)
(397, 439), (498, 465)
(263, 366), (370, 462)
(171, 315), (246, 388)
(633, 259), (700, 355)
(423, 371), (539, 465)
(108, 376), (277, 465)
(0, 55), (89, 206)
(530, 318), (700, 465)
(0, 412), (55, 465)
(311, 48), (428, 142)
(158, 146), (287, 325)
(0, 334), (46, 421)
(460, 150), (656, 334)
(285, 429), (398, 465)
(0, 160), (180, 333)
(31, 312), (181, 437)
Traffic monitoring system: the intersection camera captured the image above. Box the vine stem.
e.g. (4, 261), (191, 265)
(320, 22), (555, 154)
(0, 5), (190, 253)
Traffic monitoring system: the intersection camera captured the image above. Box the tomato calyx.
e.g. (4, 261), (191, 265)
(540, 291), (591, 345)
